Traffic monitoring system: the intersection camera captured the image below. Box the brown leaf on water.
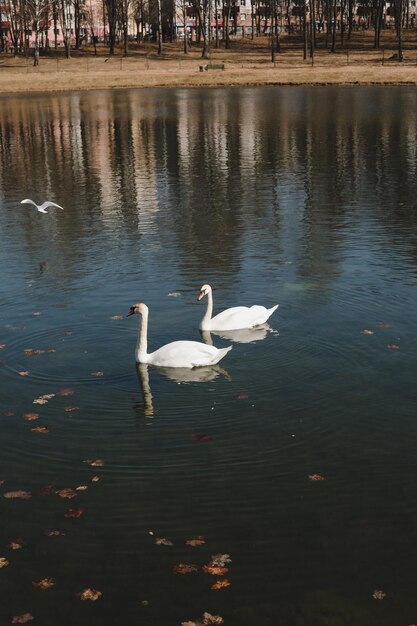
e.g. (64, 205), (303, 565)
(182, 615), (224, 626)
(155, 538), (173, 546)
(64, 508), (83, 518)
(19, 371), (30, 377)
(64, 406), (79, 412)
(0, 344), (6, 349)
(33, 393), (55, 405)
(80, 588), (102, 601)
(186, 536), (206, 547)
(173, 563), (199, 574)
(56, 388), (75, 396)
(76, 485), (88, 491)
(56, 488), (77, 499)
(387, 343), (400, 350)
(45, 528), (66, 537)
(8, 539), (24, 550)
(360, 329), (374, 335)
(24, 349), (34, 356)
(110, 315), (122, 320)
(237, 391), (248, 400)
(211, 579), (231, 590)
(378, 322), (391, 329)
(372, 589), (386, 600)
(84, 459), (104, 467)
(11, 614), (34, 624)
(23, 413), (39, 421)
(91, 371), (104, 377)
(33, 349), (46, 355)
(202, 564), (229, 576)
(32, 312), (42, 316)
(31, 425), (49, 433)
(0, 557), (10, 568)
(4, 490), (32, 499)
(91, 476), (100, 482)
(32, 577), (55, 590)
(39, 485), (55, 496)
(47, 348), (57, 353)
(309, 474), (326, 481)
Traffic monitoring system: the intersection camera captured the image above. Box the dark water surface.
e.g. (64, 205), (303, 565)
(1, 86), (417, 625)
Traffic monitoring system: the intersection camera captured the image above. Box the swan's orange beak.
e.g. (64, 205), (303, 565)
(126, 306), (135, 317)
(197, 291), (205, 302)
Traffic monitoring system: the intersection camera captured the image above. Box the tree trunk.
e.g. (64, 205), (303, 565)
(157, 0), (162, 54)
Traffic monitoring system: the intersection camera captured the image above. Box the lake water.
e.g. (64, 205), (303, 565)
(1, 86), (417, 626)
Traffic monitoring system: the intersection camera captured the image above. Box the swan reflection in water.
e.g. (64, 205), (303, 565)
(135, 362), (230, 416)
(201, 323), (274, 345)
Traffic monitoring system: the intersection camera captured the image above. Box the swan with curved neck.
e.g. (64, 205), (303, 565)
(127, 303), (232, 368)
(198, 284), (278, 331)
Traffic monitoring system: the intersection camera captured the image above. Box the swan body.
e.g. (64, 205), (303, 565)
(198, 284), (278, 331)
(21, 199), (64, 213)
(127, 303), (232, 368)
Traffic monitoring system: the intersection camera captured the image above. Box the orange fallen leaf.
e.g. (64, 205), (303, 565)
(186, 536), (206, 547)
(155, 538), (173, 546)
(64, 508), (83, 518)
(47, 348), (57, 353)
(91, 476), (100, 482)
(0, 557), (10, 568)
(173, 563), (199, 574)
(76, 485), (88, 491)
(56, 488), (77, 499)
(64, 406), (79, 412)
(211, 579), (231, 590)
(32, 577), (56, 589)
(210, 554), (232, 567)
(3, 490), (32, 499)
(309, 474), (326, 481)
(91, 371), (104, 377)
(23, 413), (39, 421)
(19, 371), (30, 377)
(360, 329), (374, 335)
(31, 425), (49, 433)
(0, 480), (4, 485)
(182, 613), (224, 626)
(110, 315), (122, 320)
(12, 614), (34, 624)
(56, 388), (75, 396)
(33, 393), (55, 405)
(8, 539), (24, 550)
(84, 459), (104, 467)
(387, 343), (400, 350)
(202, 564), (229, 576)
(23, 349), (34, 356)
(80, 588), (102, 601)
(0, 344), (6, 349)
(372, 589), (386, 600)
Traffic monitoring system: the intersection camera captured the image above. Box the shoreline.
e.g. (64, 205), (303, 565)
(1, 42), (417, 95)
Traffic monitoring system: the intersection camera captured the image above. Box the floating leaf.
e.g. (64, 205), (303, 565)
(360, 329), (374, 335)
(91, 476), (100, 482)
(191, 434), (212, 443)
(203, 564), (229, 576)
(168, 291), (181, 297)
(31, 425), (49, 433)
(309, 474), (326, 481)
(8, 539), (24, 550)
(32, 577), (55, 590)
(39, 485), (55, 496)
(84, 459), (104, 467)
(56, 389), (75, 396)
(32, 312), (42, 316)
(237, 391), (248, 400)
(80, 588), (102, 601)
(0, 557), (10, 568)
(47, 348), (57, 353)
(91, 371), (104, 377)
(387, 343), (400, 350)
(372, 589), (386, 600)
(186, 536), (206, 547)
(33, 349), (45, 355)
(211, 579), (231, 590)
(56, 488), (77, 499)
(203, 614), (224, 625)
(155, 538), (173, 546)
(33, 393), (55, 405)
(23, 413), (39, 421)
(24, 349), (34, 356)
(64, 508), (83, 518)
(76, 485), (88, 491)
(378, 322), (391, 329)
(12, 614), (34, 624)
(19, 371), (30, 377)
(45, 528), (65, 537)
(64, 406), (79, 412)
(173, 564), (199, 574)
(0, 344), (6, 349)
(210, 554), (232, 567)
(4, 490), (32, 499)
(110, 315), (122, 320)
(0, 480), (4, 485)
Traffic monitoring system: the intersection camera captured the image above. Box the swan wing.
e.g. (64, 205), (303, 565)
(148, 340), (231, 368)
(210, 304), (278, 330)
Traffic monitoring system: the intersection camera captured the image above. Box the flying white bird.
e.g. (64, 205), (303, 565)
(21, 199), (64, 213)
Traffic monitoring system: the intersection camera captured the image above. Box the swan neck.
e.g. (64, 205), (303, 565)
(136, 310), (148, 362)
(200, 290), (213, 330)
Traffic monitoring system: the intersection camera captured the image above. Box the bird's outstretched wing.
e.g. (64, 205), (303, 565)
(20, 199), (36, 207)
(39, 201), (64, 211)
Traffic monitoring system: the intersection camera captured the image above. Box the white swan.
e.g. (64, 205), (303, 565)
(21, 199), (64, 213)
(127, 303), (232, 368)
(198, 284), (278, 331)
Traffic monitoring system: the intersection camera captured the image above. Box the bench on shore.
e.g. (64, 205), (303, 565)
(204, 63), (225, 70)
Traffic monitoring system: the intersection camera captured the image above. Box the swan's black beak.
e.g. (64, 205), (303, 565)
(126, 306), (135, 317)
(197, 291), (205, 302)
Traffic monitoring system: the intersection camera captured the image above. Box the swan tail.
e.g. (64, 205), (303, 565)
(267, 304), (279, 318)
(215, 345), (232, 364)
